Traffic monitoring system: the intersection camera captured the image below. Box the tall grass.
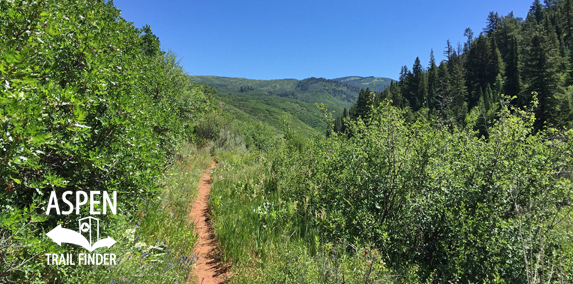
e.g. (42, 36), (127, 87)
(62, 144), (212, 284)
(209, 149), (400, 283)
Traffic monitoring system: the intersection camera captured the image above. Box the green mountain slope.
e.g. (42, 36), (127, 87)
(332, 76), (394, 92)
(190, 76), (362, 111)
(216, 93), (324, 137)
(189, 76), (359, 135)
(190, 76), (394, 136)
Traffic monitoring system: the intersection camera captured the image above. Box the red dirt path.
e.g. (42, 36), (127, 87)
(187, 162), (226, 284)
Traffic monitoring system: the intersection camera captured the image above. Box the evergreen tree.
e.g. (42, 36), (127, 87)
(464, 28), (474, 54)
(485, 84), (494, 112)
(561, 0), (573, 46)
(448, 50), (463, 74)
(408, 57), (427, 111)
(435, 62), (451, 111)
(484, 11), (500, 36)
(465, 35), (491, 108)
(523, 29), (561, 129)
(488, 36), (505, 86)
(444, 40), (453, 61)
(505, 36), (523, 99)
(341, 108), (348, 133)
(354, 88), (372, 120)
(530, 0), (545, 24)
(333, 115), (342, 133)
(427, 50), (439, 110)
(450, 64), (468, 121)
(389, 81), (404, 107)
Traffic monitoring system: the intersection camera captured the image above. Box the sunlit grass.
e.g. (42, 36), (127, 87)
(64, 144), (212, 284)
(209, 149), (399, 283)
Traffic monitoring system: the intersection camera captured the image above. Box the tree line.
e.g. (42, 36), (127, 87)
(335, 0), (573, 134)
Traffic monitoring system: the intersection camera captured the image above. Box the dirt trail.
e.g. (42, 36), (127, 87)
(188, 162), (226, 284)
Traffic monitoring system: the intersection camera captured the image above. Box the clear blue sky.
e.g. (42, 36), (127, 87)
(114, 0), (533, 80)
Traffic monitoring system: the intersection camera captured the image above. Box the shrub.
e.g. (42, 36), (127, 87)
(0, 0), (214, 281)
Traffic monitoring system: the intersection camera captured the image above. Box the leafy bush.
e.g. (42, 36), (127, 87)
(264, 99), (573, 282)
(0, 0), (214, 281)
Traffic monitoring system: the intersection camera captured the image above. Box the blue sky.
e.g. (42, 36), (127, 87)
(114, 0), (533, 80)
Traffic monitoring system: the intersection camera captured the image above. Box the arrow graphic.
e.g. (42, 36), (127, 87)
(46, 225), (116, 252)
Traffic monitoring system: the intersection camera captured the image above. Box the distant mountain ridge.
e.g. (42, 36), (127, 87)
(189, 75), (394, 135)
(332, 76), (394, 92)
(190, 75), (395, 104)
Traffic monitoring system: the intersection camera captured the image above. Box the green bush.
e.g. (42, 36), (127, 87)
(0, 0), (214, 281)
(265, 99), (573, 282)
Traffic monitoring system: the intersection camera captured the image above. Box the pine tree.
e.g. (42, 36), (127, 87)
(464, 28), (474, 54)
(427, 50), (439, 110)
(488, 36), (505, 86)
(409, 57), (427, 111)
(435, 62), (451, 111)
(341, 108), (348, 133)
(334, 115), (342, 133)
(389, 81), (403, 107)
(485, 84), (494, 112)
(530, 0), (545, 24)
(354, 88), (372, 120)
(444, 40), (453, 61)
(450, 64), (468, 120)
(505, 36), (523, 99)
(561, 0), (573, 46)
(523, 28), (561, 129)
(465, 35), (491, 108)
(484, 12), (500, 36)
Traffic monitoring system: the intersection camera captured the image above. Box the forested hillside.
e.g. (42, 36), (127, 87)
(191, 75), (364, 106)
(336, 0), (573, 134)
(332, 76), (394, 92)
(191, 76), (382, 134)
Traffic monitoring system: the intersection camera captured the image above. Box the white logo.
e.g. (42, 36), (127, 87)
(47, 216), (116, 252)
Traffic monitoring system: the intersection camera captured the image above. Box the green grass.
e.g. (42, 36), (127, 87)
(208, 149), (401, 283)
(63, 144), (212, 284)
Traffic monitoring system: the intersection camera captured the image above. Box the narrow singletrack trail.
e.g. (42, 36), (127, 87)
(188, 162), (226, 284)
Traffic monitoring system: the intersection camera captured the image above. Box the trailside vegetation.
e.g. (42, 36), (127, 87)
(205, 1), (573, 283)
(208, 98), (573, 283)
(1, 0), (215, 282)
